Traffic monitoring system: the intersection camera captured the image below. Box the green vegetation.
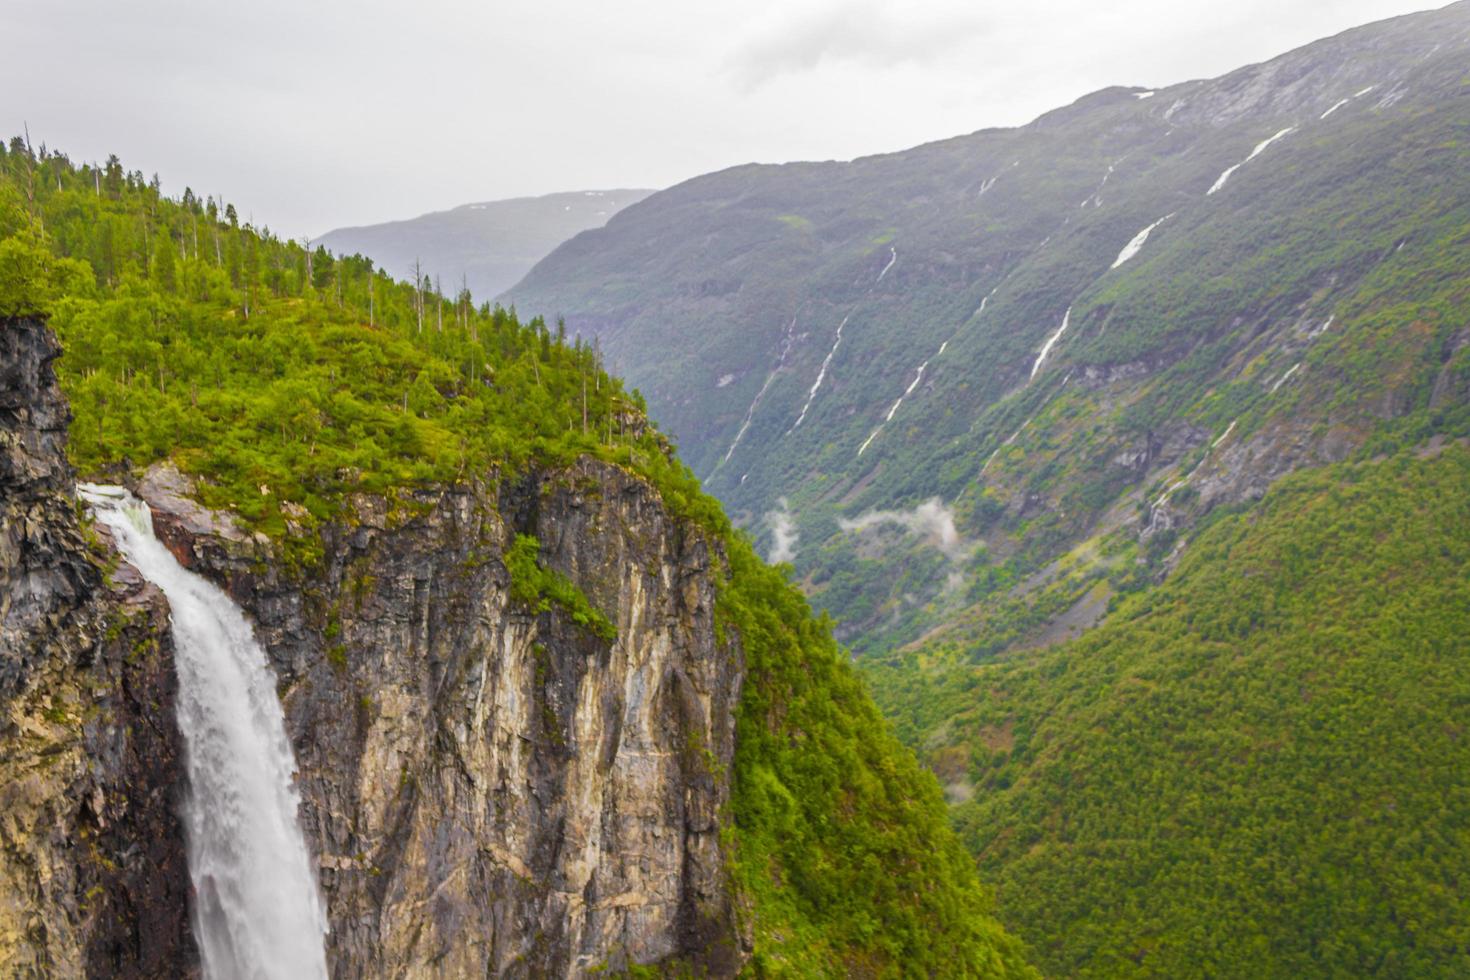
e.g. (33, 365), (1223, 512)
(720, 536), (1035, 977)
(504, 17), (1470, 669)
(0, 137), (647, 565)
(0, 138), (1033, 974)
(351, 12), (1470, 974)
(885, 447), (1470, 977)
(506, 533), (617, 642)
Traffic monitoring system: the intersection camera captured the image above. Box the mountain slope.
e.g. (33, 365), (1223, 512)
(501, 5), (1470, 972)
(318, 189), (653, 303)
(505, 1), (1470, 657)
(0, 143), (1033, 975)
(876, 445), (1470, 976)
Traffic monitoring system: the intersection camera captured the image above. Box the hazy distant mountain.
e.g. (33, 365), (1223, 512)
(507, 0), (1470, 654)
(506, 5), (1470, 972)
(317, 189), (654, 301)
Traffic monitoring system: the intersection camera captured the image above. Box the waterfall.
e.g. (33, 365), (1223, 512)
(1207, 127), (1295, 195)
(1029, 307), (1072, 380)
(78, 484), (329, 980)
(1111, 213), (1175, 269)
(789, 314), (847, 431)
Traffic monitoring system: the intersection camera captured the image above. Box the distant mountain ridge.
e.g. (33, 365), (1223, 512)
(317, 188), (654, 301)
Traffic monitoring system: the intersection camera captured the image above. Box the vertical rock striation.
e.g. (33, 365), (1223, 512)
(0, 318), (193, 977)
(143, 458), (746, 977)
(3, 316), (746, 975)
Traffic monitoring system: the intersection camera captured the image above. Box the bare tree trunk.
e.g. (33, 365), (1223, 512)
(413, 259), (424, 333)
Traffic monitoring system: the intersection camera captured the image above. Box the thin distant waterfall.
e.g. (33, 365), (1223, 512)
(79, 484), (329, 980)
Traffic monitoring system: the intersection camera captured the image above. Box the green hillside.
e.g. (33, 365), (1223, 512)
(0, 141), (1033, 977)
(876, 446), (1470, 976)
(499, 3), (1470, 974)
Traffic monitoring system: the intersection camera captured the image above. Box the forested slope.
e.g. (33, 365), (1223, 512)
(875, 446), (1470, 976)
(500, 5), (1470, 974)
(0, 140), (1033, 976)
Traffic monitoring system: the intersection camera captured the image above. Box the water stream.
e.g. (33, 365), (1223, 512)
(78, 484), (329, 980)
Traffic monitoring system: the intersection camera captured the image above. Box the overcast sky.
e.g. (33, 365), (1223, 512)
(2, 0), (1443, 239)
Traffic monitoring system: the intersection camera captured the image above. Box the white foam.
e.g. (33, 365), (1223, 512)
(79, 486), (329, 980)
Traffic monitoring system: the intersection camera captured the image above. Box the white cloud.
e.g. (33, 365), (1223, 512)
(839, 497), (975, 563)
(765, 497), (799, 564)
(727, 1), (990, 89)
(0, 0), (1441, 237)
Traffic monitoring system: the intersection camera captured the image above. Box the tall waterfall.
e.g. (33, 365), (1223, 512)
(79, 484), (329, 980)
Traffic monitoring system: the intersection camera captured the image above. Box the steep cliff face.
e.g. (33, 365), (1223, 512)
(0, 318), (193, 977)
(141, 456), (745, 976)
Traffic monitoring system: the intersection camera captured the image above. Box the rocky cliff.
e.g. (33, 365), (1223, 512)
(2, 315), (744, 976)
(3, 310), (1031, 976)
(138, 455), (744, 976)
(0, 318), (193, 977)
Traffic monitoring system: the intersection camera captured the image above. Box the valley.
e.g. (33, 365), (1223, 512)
(2, 1), (1468, 975)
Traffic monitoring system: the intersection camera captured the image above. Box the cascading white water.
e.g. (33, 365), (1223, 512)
(78, 484), (329, 980)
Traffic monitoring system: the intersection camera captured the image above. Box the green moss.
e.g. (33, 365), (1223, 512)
(775, 214), (813, 234)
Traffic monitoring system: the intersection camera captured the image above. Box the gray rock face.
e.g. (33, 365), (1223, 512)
(1, 316), (746, 975)
(0, 318), (194, 977)
(142, 459), (746, 977)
